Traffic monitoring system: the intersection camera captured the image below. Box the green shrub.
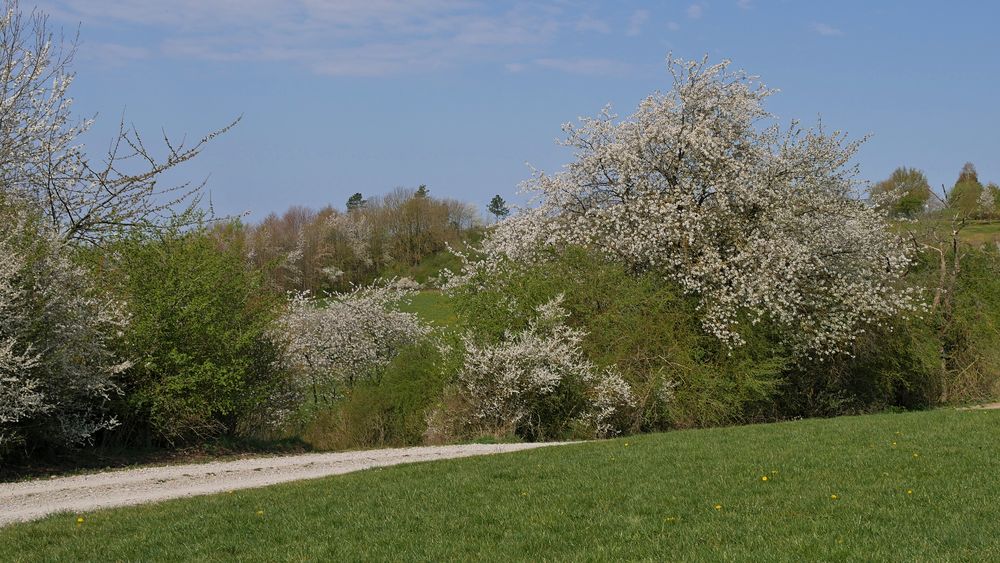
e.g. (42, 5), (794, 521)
(301, 341), (453, 450)
(101, 223), (283, 446)
(451, 247), (790, 431)
(943, 245), (1000, 402)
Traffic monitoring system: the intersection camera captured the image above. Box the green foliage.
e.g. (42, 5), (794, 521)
(948, 162), (984, 214)
(7, 410), (1000, 561)
(102, 223), (284, 445)
(872, 166), (931, 217)
(452, 247), (789, 430)
(345, 192), (366, 211)
(300, 341), (454, 450)
(942, 245), (1000, 401)
(487, 194), (510, 221)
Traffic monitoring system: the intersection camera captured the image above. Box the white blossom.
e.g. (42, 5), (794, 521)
(468, 57), (919, 356)
(0, 194), (130, 450)
(456, 295), (634, 438)
(270, 281), (430, 405)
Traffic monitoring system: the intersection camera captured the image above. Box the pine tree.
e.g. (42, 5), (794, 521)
(487, 194), (510, 222)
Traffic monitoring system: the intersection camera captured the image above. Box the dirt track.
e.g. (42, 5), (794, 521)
(0, 442), (567, 527)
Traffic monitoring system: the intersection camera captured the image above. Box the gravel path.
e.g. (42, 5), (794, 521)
(0, 442), (568, 527)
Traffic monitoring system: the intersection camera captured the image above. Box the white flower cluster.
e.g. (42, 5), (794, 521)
(270, 281), (430, 404)
(456, 296), (634, 438)
(0, 196), (131, 449)
(476, 57), (919, 356)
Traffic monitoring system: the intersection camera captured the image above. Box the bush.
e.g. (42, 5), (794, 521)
(941, 245), (1000, 402)
(0, 195), (129, 458)
(429, 296), (634, 442)
(451, 247), (789, 431)
(301, 341), (452, 450)
(101, 223), (283, 446)
(269, 281), (431, 416)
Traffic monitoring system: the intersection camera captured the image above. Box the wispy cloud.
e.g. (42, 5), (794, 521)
(667, 21), (681, 31)
(40, 0), (576, 76)
(626, 9), (649, 36)
(737, 0), (752, 10)
(811, 22), (844, 36)
(686, 3), (704, 20)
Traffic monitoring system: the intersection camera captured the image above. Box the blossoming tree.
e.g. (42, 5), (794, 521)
(270, 282), (430, 407)
(476, 57), (918, 356)
(0, 194), (130, 453)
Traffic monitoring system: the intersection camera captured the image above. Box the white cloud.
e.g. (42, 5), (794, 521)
(667, 21), (681, 31)
(811, 22), (844, 36)
(687, 4), (704, 19)
(737, 0), (752, 9)
(626, 9), (649, 36)
(40, 0), (575, 76)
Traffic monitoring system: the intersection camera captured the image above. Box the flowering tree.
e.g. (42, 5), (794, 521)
(270, 282), (430, 407)
(0, 194), (130, 454)
(475, 57), (917, 356)
(453, 296), (634, 439)
(0, 1), (235, 245)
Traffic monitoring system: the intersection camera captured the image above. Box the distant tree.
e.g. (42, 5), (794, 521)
(487, 195), (510, 222)
(346, 193), (367, 211)
(987, 182), (1000, 211)
(948, 162), (984, 214)
(415, 185), (430, 198)
(871, 167), (931, 217)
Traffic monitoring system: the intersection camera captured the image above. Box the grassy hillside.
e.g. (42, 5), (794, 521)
(397, 289), (458, 329)
(4, 409), (1000, 561)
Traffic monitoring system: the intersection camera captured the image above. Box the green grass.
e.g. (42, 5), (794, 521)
(5, 409), (1000, 561)
(398, 289), (458, 329)
(960, 220), (1000, 246)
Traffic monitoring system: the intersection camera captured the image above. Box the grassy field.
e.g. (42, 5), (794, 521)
(3, 408), (999, 561)
(397, 289), (458, 329)
(960, 220), (1000, 246)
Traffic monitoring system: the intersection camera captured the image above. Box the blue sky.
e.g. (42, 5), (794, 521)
(37, 0), (1000, 220)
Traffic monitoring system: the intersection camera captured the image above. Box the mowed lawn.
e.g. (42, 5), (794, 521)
(4, 409), (1000, 561)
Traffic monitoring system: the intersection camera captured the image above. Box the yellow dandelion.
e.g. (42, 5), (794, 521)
(891, 441), (897, 447)
(624, 442), (630, 447)
(714, 504), (722, 510)
(912, 453), (920, 458)
(906, 489), (913, 495)
(76, 517), (84, 524)
(256, 510), (264, 516)
(830, 494), (839, 500)
(761, 475), (769, 481)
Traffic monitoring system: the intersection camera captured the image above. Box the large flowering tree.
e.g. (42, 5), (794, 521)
(478, 57), (918, 356)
